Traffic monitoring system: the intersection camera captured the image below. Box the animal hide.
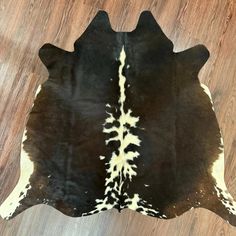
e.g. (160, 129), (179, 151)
(1, 10), (236, 226)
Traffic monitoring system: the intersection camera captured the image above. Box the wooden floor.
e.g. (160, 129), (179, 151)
(0, 0), (235, 235)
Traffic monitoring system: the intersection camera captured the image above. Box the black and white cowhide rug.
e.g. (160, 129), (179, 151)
(1, 10), (236, 226)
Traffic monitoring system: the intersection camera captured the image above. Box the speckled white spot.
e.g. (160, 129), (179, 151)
(202, 83), (236, 215)
(99, 156), (105, 160)
(0, 130), (34, 219)
(0, 85), (41, 219)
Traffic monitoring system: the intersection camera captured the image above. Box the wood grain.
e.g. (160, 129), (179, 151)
(0, 0), (235, 235)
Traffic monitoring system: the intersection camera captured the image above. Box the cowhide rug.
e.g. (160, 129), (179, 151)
(1, 10), (236, 226)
